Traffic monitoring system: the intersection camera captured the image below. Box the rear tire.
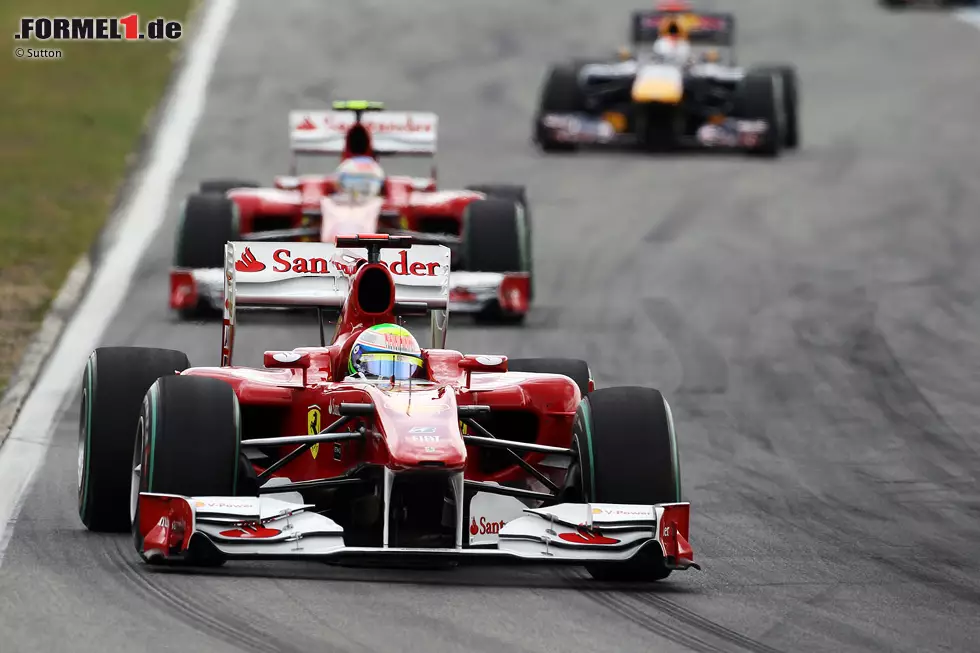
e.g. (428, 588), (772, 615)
(571, 387), (682, 581)
(507, 358), (592, 397)
(78, 347), (190, 533)
(462, 199), (530, 325)
(534, 64), (586, 153)
(735, 71), (784, 158)
(132, 375), (241, 564)
(199, 179), (259, 194)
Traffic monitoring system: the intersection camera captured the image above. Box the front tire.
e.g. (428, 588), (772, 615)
(78, 347), (190, 532)
(464, 185), (534, 301)
(534, 64), (586, 153)
(571, 387), (682, 581)
(174, 193), (240, 270)
(754, 65), (799, 149)
(736, 71), (784, 158)
(173, 193), (240, 319)
(462, 198), (531, 325)
(132, 375), (241, 563)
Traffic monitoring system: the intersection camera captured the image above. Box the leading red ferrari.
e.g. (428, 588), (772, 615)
(80, 235), (696, 581)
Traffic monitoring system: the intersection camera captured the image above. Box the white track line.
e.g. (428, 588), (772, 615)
(0, 0), (240, 565)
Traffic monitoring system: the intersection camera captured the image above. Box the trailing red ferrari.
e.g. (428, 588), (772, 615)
(80, 235), (696, 581)
(170, 100), (533, 324)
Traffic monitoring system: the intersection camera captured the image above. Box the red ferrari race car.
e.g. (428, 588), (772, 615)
(79, 235), (697, 581)
(170, 101), (533, 324)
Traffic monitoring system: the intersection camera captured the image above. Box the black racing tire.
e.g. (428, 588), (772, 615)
(462, 199), (526, 273)
(462, 198), (530, 325)
(464, 185), (534, 301)
(735, 71), (783, 158)
(77, 347), (190, 533)
(132, 375), (241, 564)
(571, 387), (682, 581)
(199, 179), (259, 194)
(754, 64), (799, 149)
(507, 358), (592, 398)
(534, 64), (586, 153)
(174, 193), (240, 270)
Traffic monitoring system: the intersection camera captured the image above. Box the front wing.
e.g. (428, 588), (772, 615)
(136, 492), (698, 569)
(536, 112), (771, 151)
(169, 267), (531, 317)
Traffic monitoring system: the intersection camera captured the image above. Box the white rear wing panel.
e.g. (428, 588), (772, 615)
(223, 241), (450, 309)
(219, 240), (450, 366)
(289, 110), (438, 155)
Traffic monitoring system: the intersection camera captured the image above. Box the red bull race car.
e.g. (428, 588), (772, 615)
(170, 101), (533, 324)
(532, 2), (800, 157)
(78, 235), (697, 581)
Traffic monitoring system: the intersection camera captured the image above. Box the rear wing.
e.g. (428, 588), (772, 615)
(288, 110), (438, 156)
(630, 11), (735, 47)
(220, 239), (450, 366)
(223, 240), (449, 308)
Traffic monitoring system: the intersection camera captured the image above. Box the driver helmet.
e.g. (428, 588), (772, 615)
(348, 323), (424, 381)
(660, 17), (688, 40)
(652, 19), (692, 64)
(335, 156), (385, 199)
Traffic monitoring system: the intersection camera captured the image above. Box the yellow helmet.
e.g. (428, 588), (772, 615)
(659, 17), (689, 40)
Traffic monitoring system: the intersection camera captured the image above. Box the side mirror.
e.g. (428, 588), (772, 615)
(458, 355), (509, 388)
(264, 350), (312, 369)
(264, 351), (313, 385)
(274, 175), (300, 190)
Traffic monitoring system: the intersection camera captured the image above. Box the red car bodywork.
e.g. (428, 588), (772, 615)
(226, 174), (481, 247)
(196, 235), (575, 491)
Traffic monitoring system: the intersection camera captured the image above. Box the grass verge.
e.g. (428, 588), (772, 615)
(0, 0), (194, 393)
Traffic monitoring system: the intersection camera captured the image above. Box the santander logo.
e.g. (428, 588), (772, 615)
(234, 247), (443, 277)
(319, 114), (433, 134)
(235, 247), (267, 272)
(295, 116), (317, 131)
(470, 516), (506, 537)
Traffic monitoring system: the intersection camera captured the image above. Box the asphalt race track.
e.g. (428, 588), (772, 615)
(3, 1), (980, 651)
